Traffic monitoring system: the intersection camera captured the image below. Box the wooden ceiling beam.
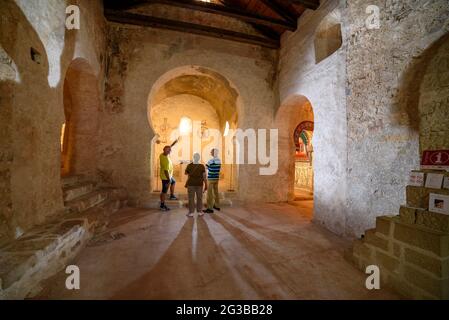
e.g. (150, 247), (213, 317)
(220, 0), (281, 40)
(258, 0), (297, 23)
(104, 9), (280, 49)
(104, 0), (146, 10)
(148, 0), (297, 31)
(285, 0), (320, 10)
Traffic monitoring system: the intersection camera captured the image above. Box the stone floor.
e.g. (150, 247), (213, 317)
(35, 201), (400, 299)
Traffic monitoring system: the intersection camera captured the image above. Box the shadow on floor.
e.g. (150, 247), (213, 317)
(110, 216), (244, 299)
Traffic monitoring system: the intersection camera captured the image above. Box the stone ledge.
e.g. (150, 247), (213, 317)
(0, 217), (90, 299)
(349, 214), (449, 299)
(406, 186), (449, 209)
(65, 189), (109, 213)
(393, 218), (449, 258)
(376, 216), (393, 236)
(0, 192), (126, 299)
(375, 250), (400, 274)
(399, 206), (449, 233)
(404, 247), (449, 278)
(403, 265), (449, 299)
(364, 229), (389, 252)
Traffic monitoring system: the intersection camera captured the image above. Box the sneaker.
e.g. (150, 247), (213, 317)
(186, 213), (194, 218)
(213, 206), (221, 211)
(169, 195), (178, 200)
(160, 205), (170, 211)
(202, 209), (214, 214)
(198, 211), (205, 217)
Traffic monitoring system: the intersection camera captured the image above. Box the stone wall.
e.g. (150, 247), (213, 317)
(278, 0), (348, 235)
(63, 59), (102, 177)
(348, 170), (449, 299)
(279, 0), (449, 237)
(418, 34), (449, 153)
(99, 24), (279, 205)
(2, 0), (449, 243)
(344, 0), (449, 237)
(0, 0), (106, 244)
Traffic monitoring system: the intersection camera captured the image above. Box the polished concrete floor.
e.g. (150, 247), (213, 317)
(36, 201), (399, 299)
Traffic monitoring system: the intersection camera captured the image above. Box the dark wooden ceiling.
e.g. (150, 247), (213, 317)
(103, 0), (320, 49)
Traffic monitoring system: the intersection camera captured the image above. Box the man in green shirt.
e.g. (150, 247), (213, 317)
(159, 145), (177, 211)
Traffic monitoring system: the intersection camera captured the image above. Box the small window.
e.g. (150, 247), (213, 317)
(30, 47), (42, 64)
(314, 11), (342, 64)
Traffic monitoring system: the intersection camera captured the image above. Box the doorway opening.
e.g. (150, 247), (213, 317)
(276, 95), (315, 216)
(294, 119), (314, 199)
(61, 59), (100, 177)
(147, 66), (240, 194)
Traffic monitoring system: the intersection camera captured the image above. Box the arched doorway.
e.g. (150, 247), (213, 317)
(147, 66), (240, 194)
(294, 120), (314, 196)
(276, 95), (315, 212)
(61, 59), (100, 177)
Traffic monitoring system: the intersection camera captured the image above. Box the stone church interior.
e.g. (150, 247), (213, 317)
(1, 0), (449, 301)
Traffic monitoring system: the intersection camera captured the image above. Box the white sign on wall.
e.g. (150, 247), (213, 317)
(408, 171), (424, 187)
(425, 173), (444, 189)
(429, 193), (449, 215)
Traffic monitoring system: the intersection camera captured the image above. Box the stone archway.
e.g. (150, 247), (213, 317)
(293, 120), (314, 195)
(275, 95), (315, 208)
(147, 66), (240, 194)
(61, 58), (100, 177)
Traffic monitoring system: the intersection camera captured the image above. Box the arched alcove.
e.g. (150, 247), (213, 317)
(61, 58), (100, 177)
(314, 10), (342, 64)
(418, 34), (449, 154)
(147, 66), (241, 193)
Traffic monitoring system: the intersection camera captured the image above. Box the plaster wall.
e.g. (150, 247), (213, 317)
(0, 0), (106, 243)
(278, 0), (348, 235)
(279, 0), (449, 237)
(99, 24), (278, 204)
(344, 0), (449, 236)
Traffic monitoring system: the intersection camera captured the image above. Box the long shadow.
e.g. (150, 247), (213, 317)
(111, 216), (243, 299)
(225, 205), (343, 253)
(208, 213), (299, 298)
(208, 207), (384, 299)
(106, 207), (159, 229)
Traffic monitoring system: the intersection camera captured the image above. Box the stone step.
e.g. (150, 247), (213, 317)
(142, 198), (233, 209)
(63, 181), (95, 202)
(399, 205), (449, 233)
(406, 185), (449, 209)
(61, 174), (86, 188)
(293, 194), (314, 201)
(363, 228), (389, 251)
(148, 191), (237, 201)
(66, 198), (125, 234)
(0, 217), (90, 299)
(143, 199), (184, 209)
(0, 192), (127, 299)
(65, 190), (108, 213)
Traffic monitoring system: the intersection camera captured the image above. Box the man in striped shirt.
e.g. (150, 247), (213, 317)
(203, 148), (221, 214)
